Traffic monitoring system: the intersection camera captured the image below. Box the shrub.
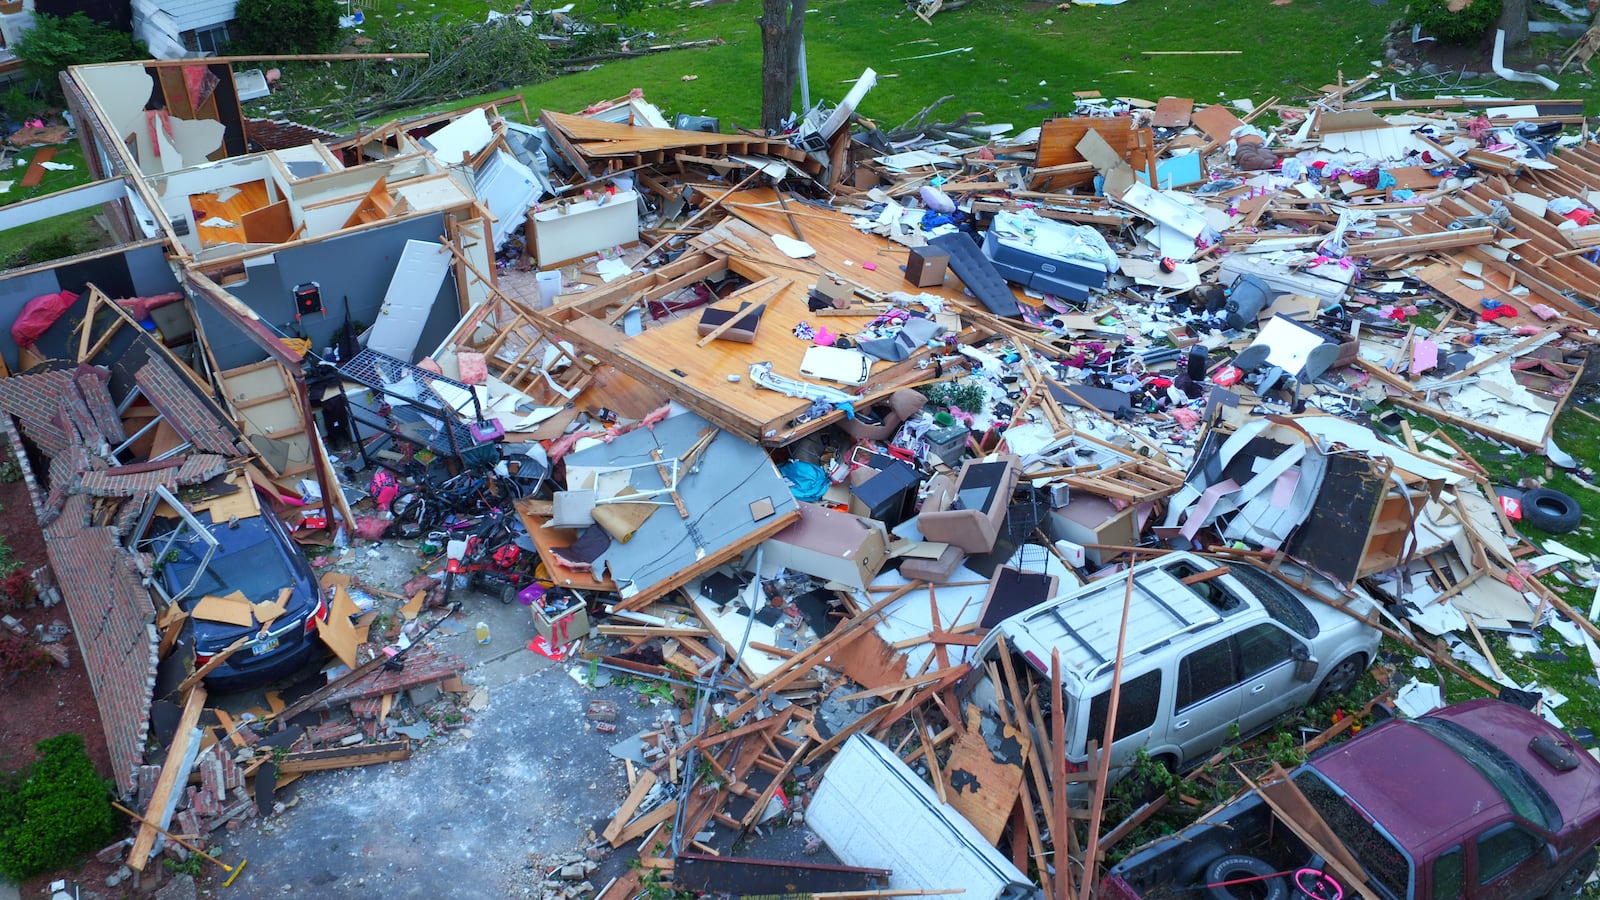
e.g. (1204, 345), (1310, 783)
(0, 634), (48, 681)
(0, 734), (117, 883)
(0, 570), (35, 613)
(1409, 0), (1503, 45)
(13, 13), (146, 104)
(232, 0), (341, 55)
(0, 535), (22, 579)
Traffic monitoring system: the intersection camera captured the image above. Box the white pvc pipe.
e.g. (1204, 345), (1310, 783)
(1492, 29), (1559, 92)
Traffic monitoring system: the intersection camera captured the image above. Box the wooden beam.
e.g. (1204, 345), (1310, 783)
(277, 740), (412, 774)
(127, 685), (207, 871)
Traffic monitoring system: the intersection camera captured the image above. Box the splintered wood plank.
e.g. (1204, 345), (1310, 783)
(128, 685), (207, 871)
(603, 769), (659, 845)
(18, 147), (56, 188)
(943, 704), (1029, 845)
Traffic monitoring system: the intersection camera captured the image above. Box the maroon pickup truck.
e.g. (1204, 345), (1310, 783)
(1104, 699), (1600, 900)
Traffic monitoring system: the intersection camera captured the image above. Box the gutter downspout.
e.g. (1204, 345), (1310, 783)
(1493, 29), (1559, 92)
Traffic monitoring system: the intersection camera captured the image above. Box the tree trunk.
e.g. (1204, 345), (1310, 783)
(758, 0), (806, 133)
(1498, 0), (1529, 51)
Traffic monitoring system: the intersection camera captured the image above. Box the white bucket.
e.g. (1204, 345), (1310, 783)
(535, 270), (563, 309)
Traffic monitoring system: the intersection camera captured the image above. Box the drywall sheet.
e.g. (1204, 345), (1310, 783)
(196, 213), (460, 370)
(532, 190), (639, 264)
(423, 108), (494, 163)
(0, 242), (180, 373)
(476, 149), (543, 251)
(367, 240), (453, 363)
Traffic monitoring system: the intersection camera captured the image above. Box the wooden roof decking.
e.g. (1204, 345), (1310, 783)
(536, 190), (1034, 446)
(539, 111), (821, 176)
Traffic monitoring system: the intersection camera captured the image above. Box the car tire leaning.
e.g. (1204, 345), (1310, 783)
(1522, 488), (1582, 534)
(1205, 854), (1286, 900)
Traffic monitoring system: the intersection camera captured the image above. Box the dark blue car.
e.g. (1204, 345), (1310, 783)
(151, 508), (329, 692)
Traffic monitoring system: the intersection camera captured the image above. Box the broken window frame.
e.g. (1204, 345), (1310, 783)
(132, 484), (221, 607)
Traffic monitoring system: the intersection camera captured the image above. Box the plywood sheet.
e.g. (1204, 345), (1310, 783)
(193, 591), (254, 626)
(943, 704), (1029, 845)
(315, 573), (364, 668)
(1191, 104), (1250, 144)
(1152, 96), (1194, 129)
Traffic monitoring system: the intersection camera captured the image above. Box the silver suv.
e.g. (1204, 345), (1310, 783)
(963, 551), (1380, 792)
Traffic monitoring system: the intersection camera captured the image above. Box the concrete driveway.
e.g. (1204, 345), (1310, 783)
(216, 579), (651, 900)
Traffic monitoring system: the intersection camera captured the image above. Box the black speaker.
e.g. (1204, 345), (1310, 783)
(293, 282), (324, 316)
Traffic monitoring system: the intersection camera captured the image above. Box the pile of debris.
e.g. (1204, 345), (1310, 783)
(9, 53), (1600, 898)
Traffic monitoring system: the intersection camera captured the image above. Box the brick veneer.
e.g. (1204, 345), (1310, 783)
(44, 493), (157, 795)
(134, 362), (247, 457)
(0, 356), (259, 796)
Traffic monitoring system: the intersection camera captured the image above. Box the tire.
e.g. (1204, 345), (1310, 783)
(1522, 488), (1582, 534)
(1122, 754), (1178, 805)
(499, 582), (517, 606)
(1204, 854), (1287, 900)
(1544, 847), (1598, 900)
(1312, 654), (1367, 703)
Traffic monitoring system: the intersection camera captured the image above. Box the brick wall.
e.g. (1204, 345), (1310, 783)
(45, 493), (157, 796)
(134, 362), (247, 457)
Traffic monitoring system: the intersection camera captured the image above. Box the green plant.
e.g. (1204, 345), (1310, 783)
(232, 0), (341, 54)
(0, 87), (41, 124)
(163, 854), (204, 877)
(0, 635), (48, 682)
(1409, 0), (1504, 45)
(0, 536), (30, 578)
(0, 733), (117, 883)
(0, 570), (35, 614)
(0, 457), (20, 484)
(920, 381), (987, 414)
(13, 13), (145, 104)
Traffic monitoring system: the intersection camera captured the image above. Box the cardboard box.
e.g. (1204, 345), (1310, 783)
(533, 602), (591, 643)
(905, 246), (950, 287)
(762, 502), (889, 591)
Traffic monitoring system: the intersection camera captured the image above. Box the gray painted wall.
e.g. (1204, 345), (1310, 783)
(197, 214), (463, 371)
(0, 242), (181, 373)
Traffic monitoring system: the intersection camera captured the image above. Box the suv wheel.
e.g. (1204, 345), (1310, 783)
(1545, 847), (1597, 900)
(1312, 654), (1365, 703)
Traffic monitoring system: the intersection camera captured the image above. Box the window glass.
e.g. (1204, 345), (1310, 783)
(1411, 719), (1561, 831)
(1166, 562), (1243, 613)
(1433, 847), (1463, 900)
(1177, 640), (1236, 709)
(1086, 670), (1162, 743)
(1235, 623), (1293, 679)
(1229, 563), (1320, 637)
(1477, 823), (1542, 883)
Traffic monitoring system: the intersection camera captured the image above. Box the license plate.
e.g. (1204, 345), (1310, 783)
(250, 637), (280, 656)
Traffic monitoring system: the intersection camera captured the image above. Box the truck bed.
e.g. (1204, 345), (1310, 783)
(1104, 793), (1313, 900)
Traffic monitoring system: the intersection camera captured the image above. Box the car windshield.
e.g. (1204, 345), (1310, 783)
(1294, 769), (1411, 899)
(1230, 563), (1319, 639)
(1410, 717), (1561, 831)
(163, 527), (294, 605)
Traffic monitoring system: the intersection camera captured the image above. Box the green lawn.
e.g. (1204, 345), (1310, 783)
(266, 0), (1600, 132)
(0, 142), (89, 207)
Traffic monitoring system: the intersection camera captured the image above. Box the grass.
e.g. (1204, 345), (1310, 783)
(260, 0), (1600, 133)
(0, 142), (89, 207)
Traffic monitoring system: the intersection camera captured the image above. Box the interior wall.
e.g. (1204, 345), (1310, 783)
(197, 213), (461, 370)
(0, 243), (181, 372)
